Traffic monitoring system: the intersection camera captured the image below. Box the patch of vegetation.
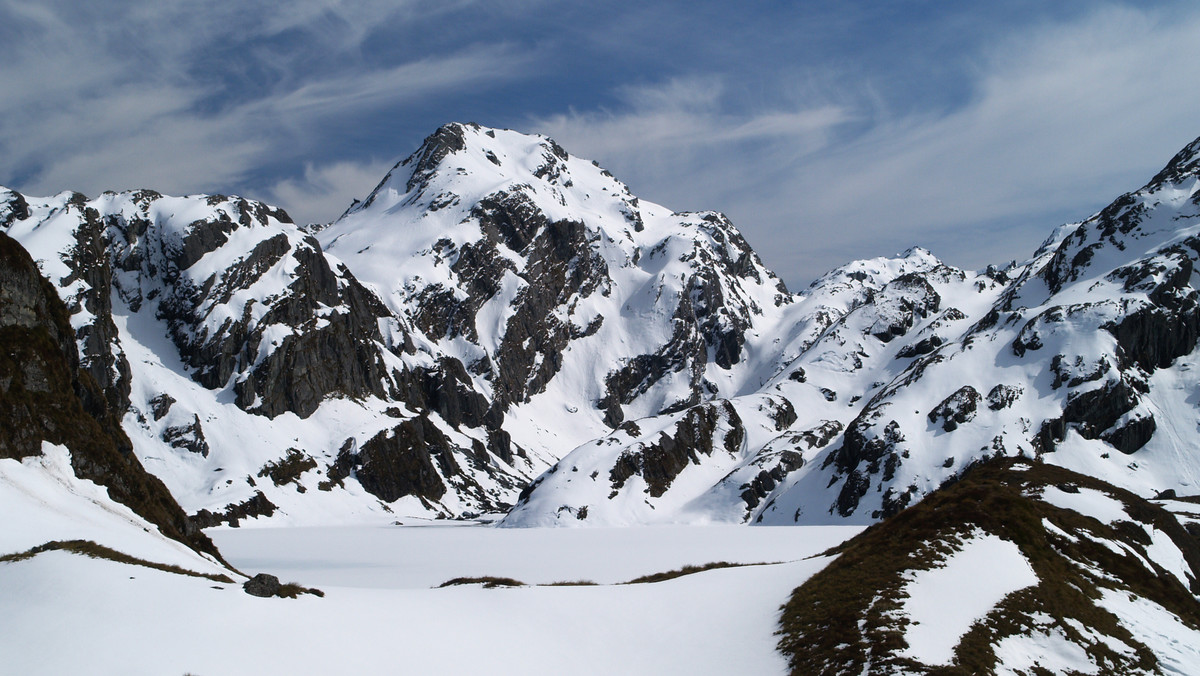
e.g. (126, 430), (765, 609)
(777, 458), (1200, 675)
(0, 539), (234, 584)
(622, 560), (775, 585)
(435, 562), (781, 591)
(438, 576), (526, 589)
(275, 582), (324, 598)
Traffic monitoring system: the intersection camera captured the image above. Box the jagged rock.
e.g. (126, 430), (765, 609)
(148, 393), (175, 421)
(927, 386), (981, 432)
(985, 384), (1022, 411)
(1060, 377), (1145, 446)
(258, 449), (317, 488)
(61, 202), (131, 415)
(0, 232), (221, 560)
(867, 273), (941, 342)
(608, 401), (744, 498)
(739, 450), (803, 509)
(191, 491), (279, 528)
(895, 335), (942, 359)
(335, 418), (461, 503)
(831, 411), (906, 517)
(162, 414), (209, 457)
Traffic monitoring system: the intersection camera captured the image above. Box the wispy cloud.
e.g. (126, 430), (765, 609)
(532, 75), (852, 222)
(532, 5), (1200, 286)
(0, 0), (536, 204)
(262, 159), (396, 225)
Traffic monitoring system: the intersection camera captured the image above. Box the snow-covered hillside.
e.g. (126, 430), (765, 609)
(509, 134), (1200, 527)
(0, 123), (797, 526)
(778, 459), (1200, 674)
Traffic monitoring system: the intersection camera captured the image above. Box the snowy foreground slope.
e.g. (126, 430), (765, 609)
(0, 524), (855, 676)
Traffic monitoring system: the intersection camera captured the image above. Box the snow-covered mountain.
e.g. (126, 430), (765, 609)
(6, 121), (1200, 676)
(505, 134), (1200, 527)
(6, 123), (1200, 534)
(0, 123), (796, 525)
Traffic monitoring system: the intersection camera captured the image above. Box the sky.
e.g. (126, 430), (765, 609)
(3, 0), (1200, 288)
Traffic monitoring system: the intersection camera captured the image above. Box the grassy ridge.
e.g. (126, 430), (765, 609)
(777, 458), (1200, 675)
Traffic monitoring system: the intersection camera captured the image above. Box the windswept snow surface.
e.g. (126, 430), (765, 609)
(899, 532), (1038, 665)
(0, 524), (861, 676)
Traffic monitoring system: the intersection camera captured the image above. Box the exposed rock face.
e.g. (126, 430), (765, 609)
(0, 232), (221, 560)
(335, 419), (458, 503)
(607, 400), (745, 498)
(927, 386), (980, 432)
(190, 491), (278, 529)
(161, 414), (209, 457)
(100, 193), (400, 420)
(985, 384), (1022, 410)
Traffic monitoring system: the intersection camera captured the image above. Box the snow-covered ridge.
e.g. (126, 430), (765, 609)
(511, 130), (1200, 527)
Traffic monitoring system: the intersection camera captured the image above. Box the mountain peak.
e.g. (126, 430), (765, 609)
(346, 123), (634, 223)
(1146, 133), (1200, 191)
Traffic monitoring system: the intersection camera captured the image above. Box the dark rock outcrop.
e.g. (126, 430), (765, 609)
(190, 491), (279, 528)
(332, 418), (462, 504)
(608, 401), (744, 498)
(927, 386), (980, 432)
(161, 414), (210, 457)
(243, 573), (282, 597)
(0, 232), (222, 561)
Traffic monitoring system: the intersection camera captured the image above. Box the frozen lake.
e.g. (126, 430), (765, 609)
(2, 523), (861, 675)
(210, 522), (863, 588)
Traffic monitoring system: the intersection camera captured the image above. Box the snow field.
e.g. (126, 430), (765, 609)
(1, 523), (863, 676)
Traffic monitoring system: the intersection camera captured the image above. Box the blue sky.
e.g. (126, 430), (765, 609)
(3, 1), (1199, 287)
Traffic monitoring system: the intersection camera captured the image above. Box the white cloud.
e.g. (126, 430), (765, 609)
(261, 159), (397, 226)
(532, 75), (851, 221)
(255, 44), (535, 122)
(532, 5), (1200, 287)
(0, 1), (535, 199)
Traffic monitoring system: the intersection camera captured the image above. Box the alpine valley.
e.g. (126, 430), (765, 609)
(4, 123), (1200, 674)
